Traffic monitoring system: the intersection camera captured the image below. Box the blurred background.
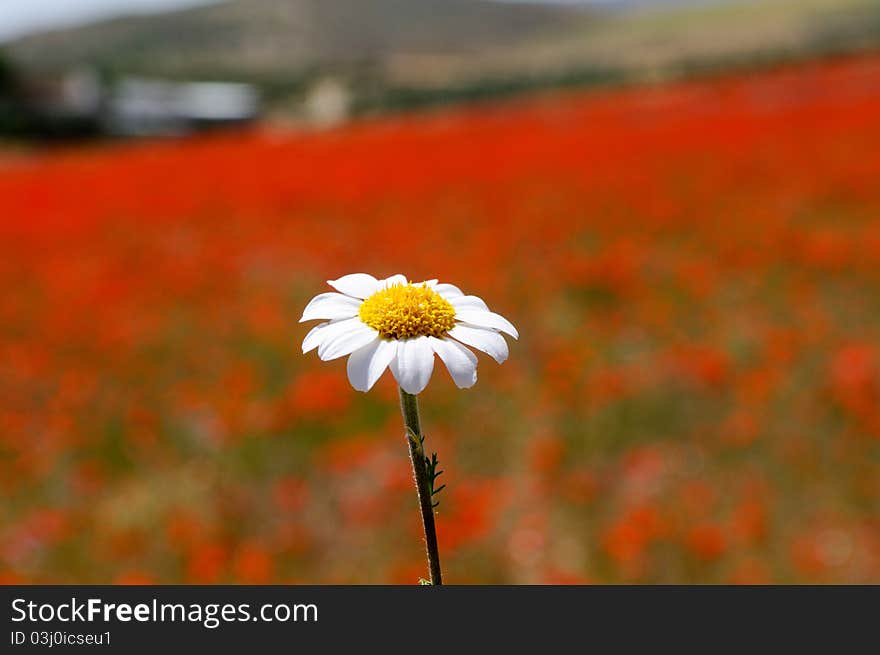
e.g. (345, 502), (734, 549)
(1, 0), (879, 584)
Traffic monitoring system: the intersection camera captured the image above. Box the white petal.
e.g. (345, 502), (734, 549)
(381, 274), (408, 288)
(302, 322), (328, 354)
(346, 339), (398, 392)
(450, 295), (489, 312)
(318, 325), (379, 361)
(390, 336), (435, 394)
(327, 273), (382, 299)
(415, 279), (439, 287)
(430, 282), (464, 298)
(300, 292), (361, 322)
(429, 337), (477, 389)
(448, 325), (509, 364)
(454, 309), (518, 339)
(302, 318), (361, 353)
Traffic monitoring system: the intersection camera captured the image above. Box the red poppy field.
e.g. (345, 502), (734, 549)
(1, 54), (880, 584)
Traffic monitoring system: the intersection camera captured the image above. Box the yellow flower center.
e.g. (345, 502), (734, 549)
(359, 283), (456, 340)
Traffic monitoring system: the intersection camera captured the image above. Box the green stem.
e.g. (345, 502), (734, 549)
(399, 388), (443, 585)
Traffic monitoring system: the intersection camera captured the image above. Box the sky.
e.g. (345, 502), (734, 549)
(0, 0), (221, 42)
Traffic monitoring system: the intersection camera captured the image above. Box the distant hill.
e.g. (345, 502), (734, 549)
(5, 0), (880, 117)
(5, 0), (587, 77)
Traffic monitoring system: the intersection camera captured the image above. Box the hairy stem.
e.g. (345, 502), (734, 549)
(399, 388), (443, 585)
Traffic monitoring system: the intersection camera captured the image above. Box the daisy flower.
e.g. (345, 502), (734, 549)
(300, 273), (518, 394)
(300, 273), (516, 584)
